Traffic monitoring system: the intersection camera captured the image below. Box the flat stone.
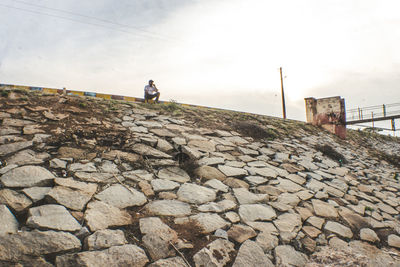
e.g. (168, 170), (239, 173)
(277, 178), (304, 193)
(388, 234), (400, 248)
(218, 165), (248, 177)
(68, 162), (97, 172)
(198, 199), (236, 213)
(98, 160), (119, 173)
(312, 199), (338, 218)
(239, 204), (277, 222)
(198, 157), (225, 166)
(58, 147), (90, 160)
(140, 217), (177, 261)
(132, 143), (172, 158)
(225, 211), (241, 223)
(303, 226), (322, 238)
(377, 202), (398, 215)
(55, 244), (148, 267)
(307, 216), (325, 229)
(84, 201), (132, 231)
(338, 207), (368, 229)
(135, 120), (163, 128)
(75, 172), (119, 183)
(360, 228), (380, 243)
(151, 179), (180, 192)
(223, 178), (249, 189)
(0, 141), (33, 157)
(102, 150), (140, 163)
(2, 118), (34, 127)
(158, 167), (190, 183)
(273, 213), (302, 234)
(148, 257), (187, 267)
(190, 213), (230, 233)
(177, 183), (216, 204)
(0, 165), (54, 187)
(0, 230), (81, 263)
(146, 200), (191, 217)
(233, 188), (267, 204)
(257, 232), (279, 253)
(27, 204), (81, 232)
(324, 221), (353, 238)
(22, 187), (51, 202)
(0, 204), (18, 234)
(84, 229), (127, 250)
(274, 245), (308, 267)
(247, 167), (278, 178)
(228, 224), (257, 243)
(0, 188), (32, 213)
(286, 174), (306, 185)
(276, 193), (301, 207)
(193, 239), (235, 267)
(0, 126), (20, 135)
(194, 165), (227, 181)
(7, 149), (50, 165)
(244, 176), (268, 185)
(204, 179), (229, 192)
(188, 139), (216, 152)
(49, 158), (67, 169)
(47, 186), (94, 211)
(123, 169), (154, 181)
(95, 184), (147, 208)
(156, 138), (174, 152)
(232, 240), (274, 267)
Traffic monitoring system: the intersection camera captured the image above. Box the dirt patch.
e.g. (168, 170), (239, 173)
(315, 144), (347, 164)
(233, 121), (277, 140)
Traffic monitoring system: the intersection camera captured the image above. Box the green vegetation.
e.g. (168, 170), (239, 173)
(0, 90), (9, 97)
(365, 206), (374, 212)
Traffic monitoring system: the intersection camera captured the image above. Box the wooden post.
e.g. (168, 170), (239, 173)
(371, 112), (374, 130)
(383, 104), (386, 117)
(280, 67), (287, 119)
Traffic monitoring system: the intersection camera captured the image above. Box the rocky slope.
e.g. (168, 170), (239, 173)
(0, 89), (400, 266)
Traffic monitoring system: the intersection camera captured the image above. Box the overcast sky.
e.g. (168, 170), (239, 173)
(1, 0), (399, 131)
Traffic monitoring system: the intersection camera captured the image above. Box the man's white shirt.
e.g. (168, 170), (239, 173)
(144, 85), (157, 95)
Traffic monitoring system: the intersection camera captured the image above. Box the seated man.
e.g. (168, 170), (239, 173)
(144, 80), (160, 103)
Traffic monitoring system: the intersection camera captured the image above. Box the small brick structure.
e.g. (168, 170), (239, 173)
(305, 96), (346, 139)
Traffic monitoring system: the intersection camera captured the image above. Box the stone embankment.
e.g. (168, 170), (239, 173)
(0, 90), (400, 266)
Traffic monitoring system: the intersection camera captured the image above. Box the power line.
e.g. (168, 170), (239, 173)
(10, 0), (182, 42)
(0, 3), (182, 43)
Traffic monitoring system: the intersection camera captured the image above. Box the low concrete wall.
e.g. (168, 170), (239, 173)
(305, 96), (346, 139)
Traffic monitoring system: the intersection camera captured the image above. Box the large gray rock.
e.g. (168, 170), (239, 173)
(177, 183), (216, 204)
(157, 167), (190, 183)
(233, 188), (267, 204)
(0, 188), (32, 212)
(312, 199), (338, 218)
(227, 224), (257, 243)
(140, 217), (177, 261)
(232, 240), (274, 267)
(0, 141), (33, 157)
(324, 221), (353, 238)
(151, 179), (180, 192)
(22, 187), (51, 202)
(360, 228), (380, 243)
(194, 165), (227, 181)
(26, 204), (81, 232)
(56, 244), (149, 267)
(84, 229), (127, 250)
(0, 204), (18, 234)
(388, 234), (400, 248)
(132, 143), (172, 158)
(0, 165), (54, 187)
(274, 245), (308, 267)
(146, 200), (191, 217)
(218, 165), (248, 177)
(95, 184), (147, 208)
(7, 149), (50, 165)
(47, 185), (95, 211)
(247, 167), (278, 178)
(198, 200), (236, 213)
(239, 204), (277, 222)
(84, 201), (132, 231)
(193, 239), (235, 267)
(0, 230), (81, 263)
(68, 162), (97, 172)
(190, 213), (230, 233)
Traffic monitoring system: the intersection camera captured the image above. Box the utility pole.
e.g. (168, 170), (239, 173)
(280, 67), (287, 119)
